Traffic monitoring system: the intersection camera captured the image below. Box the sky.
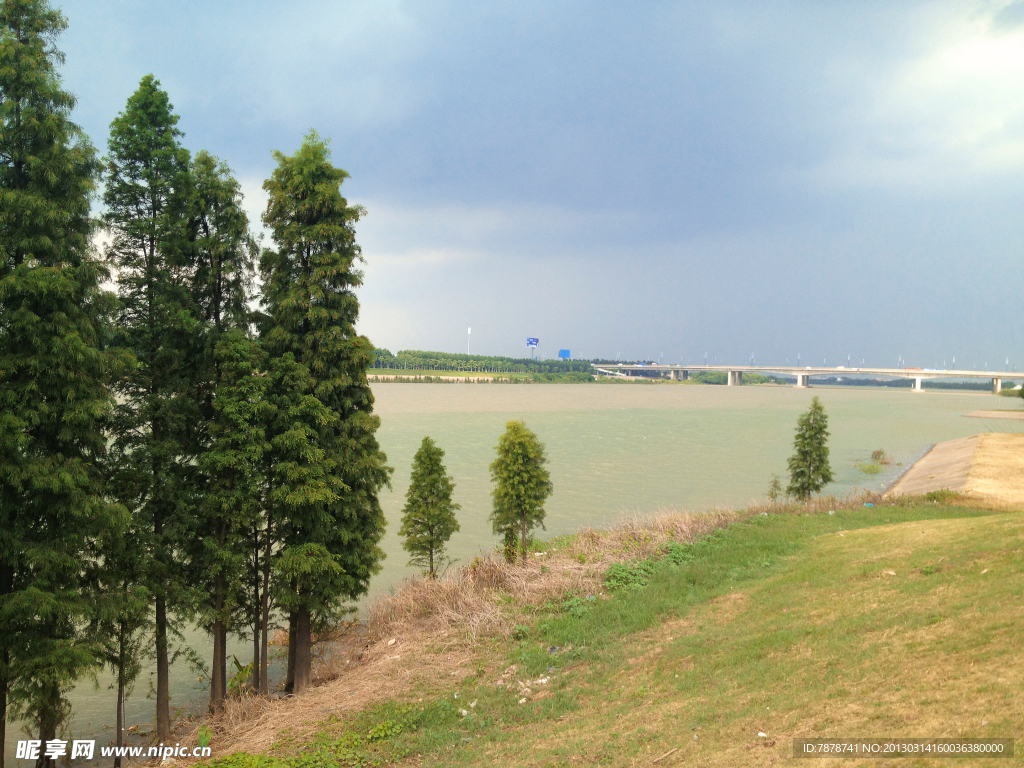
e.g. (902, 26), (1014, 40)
(57, 0), (1024, 369)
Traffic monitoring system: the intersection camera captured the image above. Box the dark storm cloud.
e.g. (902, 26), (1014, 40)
(57, 1), (1024, 368)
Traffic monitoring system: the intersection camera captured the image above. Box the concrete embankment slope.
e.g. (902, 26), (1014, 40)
(888, 432), (1024, 506)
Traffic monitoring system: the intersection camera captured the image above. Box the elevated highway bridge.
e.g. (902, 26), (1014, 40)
(591, 364), (1014, 393)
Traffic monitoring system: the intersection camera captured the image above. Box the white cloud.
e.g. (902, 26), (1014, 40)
(812, 4), (1024, 191)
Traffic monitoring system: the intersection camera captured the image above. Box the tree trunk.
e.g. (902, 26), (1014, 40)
(115, 664), (124, 768)
(259, 525), (272, 694)
(284, 614), (296, 694)
(251, 614), (260, 693)
(293, 607), (311, 694)
(155, 595), (171, 742)
(36, 684), (58, 768)
(520, 516), (528, 563)
(218, 625), (227, 702)
(0, 650), (7, 768)
(209, 614), (224, 712)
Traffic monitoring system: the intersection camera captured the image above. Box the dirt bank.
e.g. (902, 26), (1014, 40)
(886, 435), (979, 496)
(886, 432), (1024, 507)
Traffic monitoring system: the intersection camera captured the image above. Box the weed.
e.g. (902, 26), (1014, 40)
(560, 596), (591, 619)
(604, 558), (658, 590)
(665, 542), (694, 566)
(367, 719), (403, 742)
(923, 489), (959, 504)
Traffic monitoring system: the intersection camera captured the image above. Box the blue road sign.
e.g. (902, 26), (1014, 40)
(558, 349), (570, 359)
(526, 338), (539, 347)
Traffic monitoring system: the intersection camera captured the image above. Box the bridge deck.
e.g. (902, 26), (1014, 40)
(592, 364), (1013, 381)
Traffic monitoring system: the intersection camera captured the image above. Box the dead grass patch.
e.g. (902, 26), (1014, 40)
(366, 508), (745, 647)
(966, 432), (1024, 508)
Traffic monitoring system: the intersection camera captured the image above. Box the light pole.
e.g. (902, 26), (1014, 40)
(467, 326), (471, 356)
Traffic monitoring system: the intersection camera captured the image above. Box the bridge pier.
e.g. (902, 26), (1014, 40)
(670, 369), (679, 381)
(795, 374), (810, 388)
(727, 370), (742, 386)
(913, 377), (924, 392)
(993, 377), (1002, 394)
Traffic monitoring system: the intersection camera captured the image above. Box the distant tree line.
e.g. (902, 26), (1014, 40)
(0, 3), (391, 764)
(808, 377), (1018, 391)
(372, 349), (594, 376)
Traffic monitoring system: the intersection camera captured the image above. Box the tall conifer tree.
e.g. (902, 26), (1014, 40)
(103, 75), (194, 742)
(260, 131), (391, 694)
(0, 1), (121, 763)
(183, 150), (259, 711)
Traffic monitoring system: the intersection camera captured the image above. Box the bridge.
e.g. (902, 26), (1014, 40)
(591, 364), (1015, 393)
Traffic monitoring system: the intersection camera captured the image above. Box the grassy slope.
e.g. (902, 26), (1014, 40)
(208, 501), (1024, 768)
(477, 506), (1024, 767)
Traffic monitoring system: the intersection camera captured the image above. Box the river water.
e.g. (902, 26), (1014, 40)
(10, 383), (1023, 763)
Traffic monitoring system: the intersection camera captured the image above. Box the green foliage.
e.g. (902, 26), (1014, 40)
(786, 396), (834, 500)
(0, 0), (123, 744)
(372, 349), (593, 376)
(767, 473), (783, 501)
(604, 559), (658, 591)
(260, 131), (391, 688)
(366, 719), (403, 742)
(687, 371), (787, 386)
(184, 147), (261, 707)
(856, 462), (882, 475)
(399, 437), (461, 578)
(227, 656), (252, 697)
(559, 596), (592, 619)
(664, 542), (695, 565)
(923, 489), (959, 504)
(489, 421), (553, 562)
(104, 73), (197, 740)
(198, 725), (213, 749)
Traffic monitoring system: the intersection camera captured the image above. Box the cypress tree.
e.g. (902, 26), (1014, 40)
(786, 396), (834, 500)
(183, 150), (259, 711)
(399, 437), (460, 578)
(103, 75), (194, 742)
(196, 328), (269, 707)
(0, 0), (121, 763)
(489, 421), (553, 563)
(260, 131), (391, 694)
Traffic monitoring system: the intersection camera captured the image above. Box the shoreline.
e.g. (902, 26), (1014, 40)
(887, 432), (1024, 507)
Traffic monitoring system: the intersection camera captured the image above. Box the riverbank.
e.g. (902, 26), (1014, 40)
(887, 432), (1024, 508)
(182, 434), (1024, 767)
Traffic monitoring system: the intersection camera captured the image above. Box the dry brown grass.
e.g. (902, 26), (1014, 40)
(365, 508), (744, 646)
(965, 432), (1024, 508)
